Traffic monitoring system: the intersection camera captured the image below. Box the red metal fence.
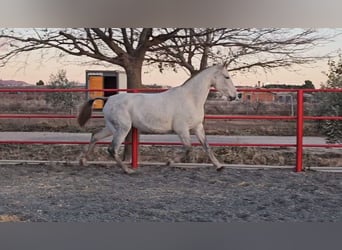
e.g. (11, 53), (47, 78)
(1, 87), (341, 172)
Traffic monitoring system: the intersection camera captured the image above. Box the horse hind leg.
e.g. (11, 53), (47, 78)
(194, 124), (223, 171)
(79, 127), (112, 166)
(108, 127), (135, 174)
(167, 128), (192, 166)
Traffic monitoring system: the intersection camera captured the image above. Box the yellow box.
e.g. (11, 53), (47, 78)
(86, 70), (126, 110)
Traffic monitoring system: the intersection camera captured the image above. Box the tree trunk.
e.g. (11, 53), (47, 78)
(122, 61), (143, 161)
(125, 61), (143, 89)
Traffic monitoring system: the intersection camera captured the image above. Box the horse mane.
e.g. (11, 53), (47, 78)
(180, 71), (200, 86)
(180, 65), (220, 87)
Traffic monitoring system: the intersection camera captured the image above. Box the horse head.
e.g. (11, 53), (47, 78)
(211, 64), (237, 101)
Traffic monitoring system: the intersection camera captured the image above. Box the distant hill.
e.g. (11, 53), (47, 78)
(0, 79), (30, 87)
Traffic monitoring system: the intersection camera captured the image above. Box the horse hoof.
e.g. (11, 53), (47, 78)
(107, 147), (115, 158)
(216, 166), (224, 171)
(166, 160), (175, 166)
(79, 158), (88, 166)
(124, 168), (136, 175)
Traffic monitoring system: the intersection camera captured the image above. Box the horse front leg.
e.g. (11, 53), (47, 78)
(79, 127), (112, 166)
(194, 124), (223, 171)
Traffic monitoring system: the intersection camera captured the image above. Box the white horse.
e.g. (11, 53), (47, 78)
(77, 64), (237, 174)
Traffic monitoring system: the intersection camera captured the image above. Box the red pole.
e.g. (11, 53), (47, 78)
(296, 90), (304, 172)
(131, 127), (139, 169)
(130, 88), (139, 169)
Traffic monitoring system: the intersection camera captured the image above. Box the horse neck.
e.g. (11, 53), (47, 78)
(181, 70), (213, 107)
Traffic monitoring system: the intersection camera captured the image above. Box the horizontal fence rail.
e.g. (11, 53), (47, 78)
(1, 87), (341, 172)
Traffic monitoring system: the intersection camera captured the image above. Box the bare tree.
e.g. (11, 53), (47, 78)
(0, 28), (335, 83)
(0, 28), (186, 161)
(0, 28), (182, 88)
(146, 28), (335, 76)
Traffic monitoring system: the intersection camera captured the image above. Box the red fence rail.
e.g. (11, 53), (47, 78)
(1, 87), (341, 172)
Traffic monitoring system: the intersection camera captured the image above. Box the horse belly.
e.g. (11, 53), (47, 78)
(109, 93), (176, 133)
(131, 99), (172, 133)
(132, 111), (173, 133)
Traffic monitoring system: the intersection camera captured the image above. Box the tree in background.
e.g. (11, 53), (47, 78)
(36, 80), (44, 86)
(0, 28), (335, 84)
(318, 55), (342, 143)
(0, 28), (181, 89)
(303, 80), (315, 89)
(147, 28), (334, 76)
(264, 80), (316, 89)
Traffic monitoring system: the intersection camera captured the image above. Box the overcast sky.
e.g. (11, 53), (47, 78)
(1, 29), (342, 88)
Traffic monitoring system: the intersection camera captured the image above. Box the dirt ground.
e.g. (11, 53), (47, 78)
(0, 135), (341, 222)
(0, 144), (341, 167)
(0, 143), (341, 222)
(1, 162), (341, 222)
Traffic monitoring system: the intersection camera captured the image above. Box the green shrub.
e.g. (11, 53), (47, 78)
(45, 70), (80, 113)
(317, 56), (342, 143)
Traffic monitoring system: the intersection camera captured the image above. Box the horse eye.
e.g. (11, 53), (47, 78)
(224, 76), (230, 79)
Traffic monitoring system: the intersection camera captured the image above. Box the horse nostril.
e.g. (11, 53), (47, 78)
(229, 96), (236, 101)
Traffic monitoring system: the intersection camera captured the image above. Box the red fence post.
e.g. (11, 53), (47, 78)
(131, 127), (139, 169)
(296, 90), (304, 172)
(130, 89), (139, 169)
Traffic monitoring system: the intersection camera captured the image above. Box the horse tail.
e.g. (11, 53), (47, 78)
(77, 97), (108, 127)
